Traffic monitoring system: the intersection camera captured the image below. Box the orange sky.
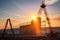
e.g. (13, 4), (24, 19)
(0, 14), (60, 30)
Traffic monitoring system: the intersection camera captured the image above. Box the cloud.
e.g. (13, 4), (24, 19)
(45, 0), (59, 5)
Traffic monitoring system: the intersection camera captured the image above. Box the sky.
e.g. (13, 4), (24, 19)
(0, 0), (60, 29)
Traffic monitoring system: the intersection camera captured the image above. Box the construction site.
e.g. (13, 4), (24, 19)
(0, 0), (60, 40)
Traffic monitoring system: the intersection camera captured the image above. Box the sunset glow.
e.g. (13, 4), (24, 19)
(31, 17), (41, 35)
(0, 0), (60, 29)
(32, 16), (37, 21)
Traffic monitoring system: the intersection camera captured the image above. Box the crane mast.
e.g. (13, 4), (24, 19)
(37, 0), (52, 33)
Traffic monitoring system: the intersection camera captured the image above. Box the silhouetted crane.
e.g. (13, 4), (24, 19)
(37, 0), (55, 35)
(37, 0), (57, 37)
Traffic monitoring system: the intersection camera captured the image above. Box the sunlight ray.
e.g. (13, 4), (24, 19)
(0, 9), (25, 18)
(9, 0), (29, 14)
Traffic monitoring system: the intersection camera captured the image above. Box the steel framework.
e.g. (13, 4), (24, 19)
(37, 0), (52, 33)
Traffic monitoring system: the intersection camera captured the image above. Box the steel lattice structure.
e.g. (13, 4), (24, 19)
(37, 0), (52, 33)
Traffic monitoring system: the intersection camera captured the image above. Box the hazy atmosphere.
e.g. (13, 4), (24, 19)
(0, 0), (60, 29)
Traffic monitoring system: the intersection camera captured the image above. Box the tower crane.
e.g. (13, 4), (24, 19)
(37, 0), (57, 37)
(37, 0), (54, 35)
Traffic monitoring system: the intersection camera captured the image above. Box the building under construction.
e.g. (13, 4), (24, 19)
(0, 0), (60, 40)
(20, 17), (41, 36)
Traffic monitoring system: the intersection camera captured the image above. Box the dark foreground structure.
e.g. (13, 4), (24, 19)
(0, 34), (60, 40)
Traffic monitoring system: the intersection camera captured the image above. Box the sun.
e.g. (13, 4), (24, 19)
(32, 16), (37, 21)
